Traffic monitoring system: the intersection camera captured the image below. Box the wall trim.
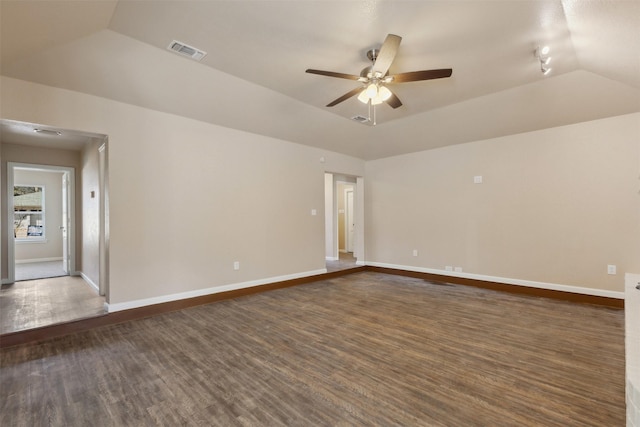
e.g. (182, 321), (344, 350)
(105, 268), (328, 313)
(15, 257), (63, 264)
(366, 262), (624, 299)
(326, 256), (339, 261)
(80, 272), (99, 293)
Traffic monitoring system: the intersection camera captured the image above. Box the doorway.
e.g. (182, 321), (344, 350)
(8, 163), (75, 282)
(324, 173), (363, 272)
(1, 119), (109, 334)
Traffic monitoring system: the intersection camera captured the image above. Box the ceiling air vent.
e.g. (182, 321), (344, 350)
(167, 40), (207, 61)
(351, 115), (370, 124)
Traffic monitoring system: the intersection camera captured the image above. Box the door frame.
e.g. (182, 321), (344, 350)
(325, 173), (364, 264)
(6, 162), (76, 283)
(345, 188), (354, 253)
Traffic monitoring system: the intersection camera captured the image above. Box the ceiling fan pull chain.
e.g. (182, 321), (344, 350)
(373, 104), (377, 126)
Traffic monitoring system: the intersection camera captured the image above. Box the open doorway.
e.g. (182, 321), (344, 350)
(1, 119), (109, 334)
(325, 173), (363, 273)
(11, 165), (73, 281)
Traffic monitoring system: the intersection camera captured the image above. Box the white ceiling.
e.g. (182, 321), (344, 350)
(1, 0), (639, 160)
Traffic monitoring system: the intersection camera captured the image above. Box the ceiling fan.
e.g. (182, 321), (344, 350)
(306, 34), (452, 122)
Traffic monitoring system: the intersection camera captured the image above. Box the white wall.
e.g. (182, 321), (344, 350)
(366, 113), (640, 294)
(1, 77), (365, 306)
(13, 169), (64, 262)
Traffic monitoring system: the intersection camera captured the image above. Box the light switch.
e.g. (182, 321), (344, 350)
(473, 176), (483, 184)
(311, 209), (317, 216)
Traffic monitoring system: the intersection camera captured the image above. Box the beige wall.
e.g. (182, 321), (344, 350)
(1, 143), (82, 279)
(366, 113), (640, 293)
(14, 169), (64, 261)
(1, 77), (365, 305)
(3, 75), (636, 303)
(81, 140), (101, 287)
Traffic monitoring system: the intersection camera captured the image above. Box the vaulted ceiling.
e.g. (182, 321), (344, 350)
(1, 1), (639, 160)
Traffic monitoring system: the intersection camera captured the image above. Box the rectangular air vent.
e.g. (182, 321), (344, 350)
(167, 40), (207, 61)
(351, 115), (370, 124)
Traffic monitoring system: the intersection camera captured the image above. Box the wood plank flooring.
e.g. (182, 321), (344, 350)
(0, 276), (106, 334)
(0, 272), (625, 426)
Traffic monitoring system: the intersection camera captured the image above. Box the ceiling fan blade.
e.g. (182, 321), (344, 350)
(372, 34), (402, 77)
(391, 68), (453, 83)
(385, 91), (403, 109)
(306, 69), (361, 80)
(326, 87), (363, 107)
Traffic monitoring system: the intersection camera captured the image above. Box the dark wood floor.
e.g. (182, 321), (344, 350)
(0, 272), (625, 426)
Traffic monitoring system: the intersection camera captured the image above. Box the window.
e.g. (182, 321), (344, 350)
(14, 185), (45, 241)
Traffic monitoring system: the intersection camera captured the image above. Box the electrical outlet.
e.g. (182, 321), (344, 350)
(234, 261), (240, 270)
(607, 264), (616, 275)
(445, 266), (453, 272)
(454, 267), (463, 273)
(412, 249), (418, 257)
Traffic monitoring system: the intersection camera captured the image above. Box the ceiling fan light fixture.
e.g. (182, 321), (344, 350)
(370, 96), (384, 106)
(357, 90), (370, 104)
(365, 83), (378, 98)
(378, 86), (392, 101)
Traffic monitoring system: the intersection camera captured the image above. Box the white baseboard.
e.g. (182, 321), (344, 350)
(105, 268), (328, 313)
(366, 262), (624, 299)
(325, 256), (339, 261)
(15, 257), (63, 264)
(80, 272), (99, 293)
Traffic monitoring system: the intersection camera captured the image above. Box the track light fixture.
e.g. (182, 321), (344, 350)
(535, 46), (552, 75)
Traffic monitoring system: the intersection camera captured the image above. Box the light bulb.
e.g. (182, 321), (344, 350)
(365, 83), (378, 98)
(540, 46), (550, 56)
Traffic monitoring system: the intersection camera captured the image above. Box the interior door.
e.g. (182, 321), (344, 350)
(61, 172), (69, 274)
(346, 190), (355, 253)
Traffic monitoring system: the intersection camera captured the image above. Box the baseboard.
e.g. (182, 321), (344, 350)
(366, 262), (624, 308)
(80, 272), (99, 293)
(106, 268), (328, 313)
(15, 257), (63, 264)
(325, 256), (339, 261)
